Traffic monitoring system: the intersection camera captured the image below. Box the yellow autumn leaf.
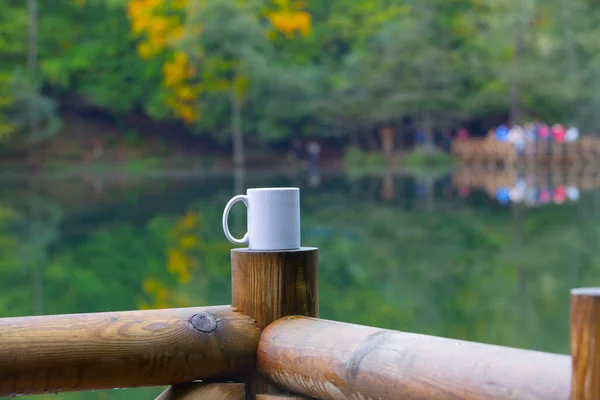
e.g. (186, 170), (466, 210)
(179, 235), (197, 249)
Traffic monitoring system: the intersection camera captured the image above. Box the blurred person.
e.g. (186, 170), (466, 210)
(537, 123), (550, 140)
(495, 124), (509, 142)
(566, 126), (580, 142)
(509, 125), (525, 155)
(524, 122), (537, 156)
(552, 124), (566, 143)
(536, 123), (551, 158)
(457, 127), (469, 141)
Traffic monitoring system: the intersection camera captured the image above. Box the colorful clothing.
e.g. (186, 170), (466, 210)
(552, 124), (566, 143)
(496, 125), (509, 142)
(538, 124), (550, 140)
(566, 127), (580, 142)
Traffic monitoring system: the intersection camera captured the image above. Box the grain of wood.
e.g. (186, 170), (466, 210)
(231, 248), (319, 330)
(156, 382), (245, 400)
(0, 305), (260, 396)
(231, 248), (318, 397)
(258, 316), (571, 400)
(571, 288), (600, 400)
(256, 394), (311, 399)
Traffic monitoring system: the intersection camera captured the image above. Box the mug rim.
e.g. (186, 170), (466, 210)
(247, 187), (299, 192)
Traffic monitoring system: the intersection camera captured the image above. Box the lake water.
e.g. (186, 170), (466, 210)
(1, 166), (598, 399)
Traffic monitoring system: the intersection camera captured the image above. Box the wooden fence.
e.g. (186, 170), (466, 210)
(0, 247), (598, 399)
(452, 136), (600, 167)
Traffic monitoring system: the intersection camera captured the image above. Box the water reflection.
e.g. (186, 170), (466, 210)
(1, 167), (599, 399)
(452, 166), (597, 206)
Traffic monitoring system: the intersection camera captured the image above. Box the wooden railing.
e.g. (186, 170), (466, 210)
(0, 247), (597, 399)
(258, 316), (570, 399)
(451, 136), (600, 167)
(0, 306), (259, 396)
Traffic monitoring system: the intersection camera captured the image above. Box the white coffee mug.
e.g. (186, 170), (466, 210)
(222, 187), (301, 250)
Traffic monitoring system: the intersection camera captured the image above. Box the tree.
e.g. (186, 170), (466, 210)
(316, 0), (468, 145)
(0, 0), (61, 146)
(5, 0), (600, 151)
(0, 0), (28, 139)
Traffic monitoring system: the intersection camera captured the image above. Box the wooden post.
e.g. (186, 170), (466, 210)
(156, 383), (246, 400)
(0, 306), (260, 396)
(231, 248), (318, 397)
(571, 288), (600, 399)
(258, 316), (570, 400)
(378, 125), (395, 156)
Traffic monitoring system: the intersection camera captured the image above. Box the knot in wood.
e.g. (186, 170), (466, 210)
(190, 312), (218, 333)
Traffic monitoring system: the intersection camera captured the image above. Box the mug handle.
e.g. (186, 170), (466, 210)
(222, 195), (249, 245)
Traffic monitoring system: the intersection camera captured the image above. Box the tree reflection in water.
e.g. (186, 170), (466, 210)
(0, 167), (599, 399)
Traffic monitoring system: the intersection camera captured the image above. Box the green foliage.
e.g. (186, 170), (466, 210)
(4, 1), (600, 152)
(343, 146), (385, 170)
(406, 145), (453, 168)
(343, 146), (366, 167)
(6, 71), (62, 144)
(344, 145), (452, 177)
(1, 172), (600, 400)
(0, 0), (600, 147)
(40, 1), (165, 117)
(0, 0), (61, 144)
(0, 0), (26, 137)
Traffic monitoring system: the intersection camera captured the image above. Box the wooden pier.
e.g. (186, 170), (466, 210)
(452, 136), (600, 167)
(0, 246), (598, 399)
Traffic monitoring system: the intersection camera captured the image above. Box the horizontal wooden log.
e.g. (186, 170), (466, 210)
(258, 316), (570, 400)
(0, 306), (260, 397)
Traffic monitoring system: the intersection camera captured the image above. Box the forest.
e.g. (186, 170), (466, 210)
(2, 0), (600, 156)
(3, 3), (600, 396)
